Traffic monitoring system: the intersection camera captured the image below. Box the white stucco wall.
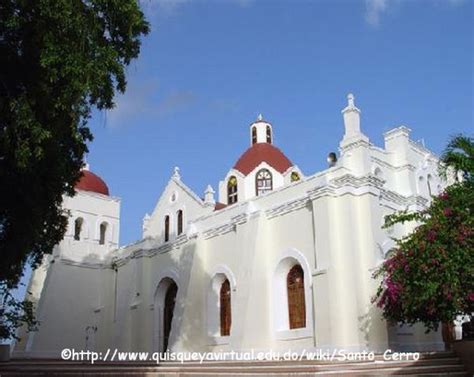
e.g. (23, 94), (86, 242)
(16, 96), (447, 358)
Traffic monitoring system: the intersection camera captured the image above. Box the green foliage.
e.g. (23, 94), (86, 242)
(373, 135), (474, 331)
(0, 0), (148, 340)
(0, 282), (38, 341)
(441, 135), (474, 183)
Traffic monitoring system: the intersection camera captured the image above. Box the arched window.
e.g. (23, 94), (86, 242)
(164, 215), (170, 242)
(266, 125), (272, 143)
(227, 176), (238, 204)
(74, 217), (84, 241)
(177, 210), (183, 236)
(291, 171), (300, 182)
(427, 174), (433, 196)
(287, 264), (306, 329)
(418, 176), (425, 195)
(251, 126), (257, 145)
(220, 279), (232, 336)
(256, 169), (273, 196)
(99, 222), (108, 245)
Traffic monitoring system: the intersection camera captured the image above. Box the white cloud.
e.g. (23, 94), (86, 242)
(106, 79), (196, 128)
(365, 0), (389, 27)
(365, 0), (465, 27)
(140, 0), (191, 17)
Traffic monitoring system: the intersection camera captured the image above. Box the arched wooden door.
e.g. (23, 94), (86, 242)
(287, 264), (306, 329)
(220, 279), (231, 336)
(163, 281), (178, 351)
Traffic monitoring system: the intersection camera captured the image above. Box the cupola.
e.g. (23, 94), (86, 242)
(250, 114), (273, 145)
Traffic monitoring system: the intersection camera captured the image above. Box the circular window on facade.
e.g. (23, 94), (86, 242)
(170, 192), (178, 203)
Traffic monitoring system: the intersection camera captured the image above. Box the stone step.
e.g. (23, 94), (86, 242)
(0, 352), (467, 376)
(5, 350), (459, 367)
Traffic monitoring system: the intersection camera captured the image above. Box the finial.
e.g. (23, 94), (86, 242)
(347, 93), (355, 108)
(82, 155), (90, 171)
(204, 184), (215, 205)
(142, 213), (150, 233)
(205, 184), (215, 194)
(257, 114), (263, 121)
(172, 166), (181, 180)
(341, 92), (362, 140)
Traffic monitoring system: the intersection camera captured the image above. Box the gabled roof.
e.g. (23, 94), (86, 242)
(233, 143), (293, 176)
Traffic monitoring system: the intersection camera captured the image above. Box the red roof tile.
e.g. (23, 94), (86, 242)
(233, 143), (293, 176)
(214, 202), (227, 211)
(75, 170), (109, 196)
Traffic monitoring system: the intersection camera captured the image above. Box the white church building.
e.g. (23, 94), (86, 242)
(14, 94), (446, 358)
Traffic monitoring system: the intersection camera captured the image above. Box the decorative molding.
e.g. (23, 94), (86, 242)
(59, 258), (108, 269)
(339, 138), (371, 153)
(409, 139), (437, 158)
(370, 156), (416, 172)
(383, 126), (411, 140)
(266, 195), (309, 219)
(203, 222), (237, 240)
(307, 174), (382, 201)
(380, 188), (428, 209)
(312, 268), (328, 277)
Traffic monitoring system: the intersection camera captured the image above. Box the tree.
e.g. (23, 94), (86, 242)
(0, 0), (149, 285)
(373, 135), (474, 332)
(0, 0), (149, 339)
(441, 135), (474, 183)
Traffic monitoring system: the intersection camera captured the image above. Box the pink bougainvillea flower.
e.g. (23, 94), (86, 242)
(443, 207), (453, 217)
(427, 230), (437, 242)
(439, 192), (449, 200)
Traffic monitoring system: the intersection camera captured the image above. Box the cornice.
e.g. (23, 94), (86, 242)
(58, 257), (110, 269)
(370, 156), (416, 172)
(339, 138), (371, 153)
(266, 195), (309, 219)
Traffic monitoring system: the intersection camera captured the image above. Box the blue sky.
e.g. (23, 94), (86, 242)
(87, 0), (473, 246)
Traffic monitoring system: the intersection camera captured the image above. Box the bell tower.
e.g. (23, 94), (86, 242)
(250, 114), (273, 145)
(56, 166), (120, 262)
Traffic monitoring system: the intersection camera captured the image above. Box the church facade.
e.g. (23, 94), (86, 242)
(15, 94), (445, 357)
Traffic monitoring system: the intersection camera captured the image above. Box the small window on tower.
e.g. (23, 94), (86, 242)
(74, 218), (84, 241)
(291, 172), (300, 182)
(252, 126), (257, 145)
(266, 125), (272, 143)
(227, 176), (238, 204)
(99, 222), (108, 245)
(256, 169), (273, 196)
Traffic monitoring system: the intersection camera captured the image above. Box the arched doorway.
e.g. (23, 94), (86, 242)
(163, 281), (178, 351)
(154, 277), (179, 352)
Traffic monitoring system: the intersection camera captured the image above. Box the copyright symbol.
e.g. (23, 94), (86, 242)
(61, 348), (72, 360)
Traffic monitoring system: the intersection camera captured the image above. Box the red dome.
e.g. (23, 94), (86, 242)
(233, 143), (293, 176)
(75, 170), (109, 196)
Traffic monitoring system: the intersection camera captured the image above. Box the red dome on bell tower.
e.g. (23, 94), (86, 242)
(75, 168), (109, 196)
